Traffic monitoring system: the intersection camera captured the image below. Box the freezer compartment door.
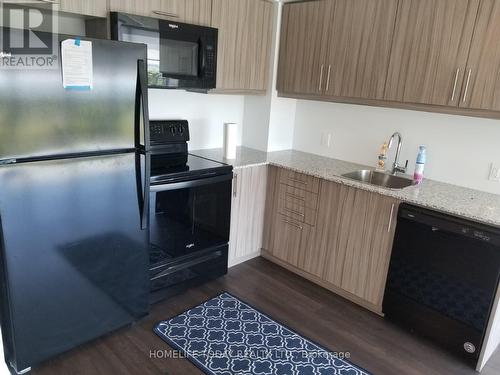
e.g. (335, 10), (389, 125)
(0, 32), (147, 160)
(0, 153), (149, 371)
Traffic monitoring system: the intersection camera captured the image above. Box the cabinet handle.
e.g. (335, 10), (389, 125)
(462, 69), (472, 103)
(233, 173), (238, 198)
(387, 203), (395, 233)
(325, 65), (332, 92)
(36, 0), (59, 3)
(288, 177), (307, 186)
(283, 219), (303, 230)
(284, 207), (305, 217)
(451, 68), (460, 102)
(319, 64), (324, 92)
(153, 10), (180, 18)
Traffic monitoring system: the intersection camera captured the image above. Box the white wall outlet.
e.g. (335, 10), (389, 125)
(489, 162), (500, 182)
(321, 133), (332, 148)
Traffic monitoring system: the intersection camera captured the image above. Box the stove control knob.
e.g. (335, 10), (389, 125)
(177, 125), (184, 134)
(169, 126), (176, 135)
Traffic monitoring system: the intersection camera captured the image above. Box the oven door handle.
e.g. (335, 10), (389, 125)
(150, 173), (233, 192)
(151, 251), (222, 280)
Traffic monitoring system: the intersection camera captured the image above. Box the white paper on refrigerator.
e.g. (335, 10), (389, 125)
(61, 39), (93, 90)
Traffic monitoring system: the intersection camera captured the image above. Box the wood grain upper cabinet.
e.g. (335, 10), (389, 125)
(276, 0), (332, 95)
(211, 0), (274, 92)
(460, 0), (500, 111)
(109, 0), (159, 16)
(109, 0), (211, 25)
(323, 0), (398, 100)
(59, 1), (107, 17)
(384, 0), (479, 106)
(156, 0), (212, 26)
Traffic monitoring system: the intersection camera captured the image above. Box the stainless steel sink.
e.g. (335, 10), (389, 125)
(342, 170), (414, 190)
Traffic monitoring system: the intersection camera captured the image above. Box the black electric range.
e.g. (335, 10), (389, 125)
(150, 153), (232, 185)
(147, 120), (232, 303)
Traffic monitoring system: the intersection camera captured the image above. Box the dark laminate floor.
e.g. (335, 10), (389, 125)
(33, 257), (500, 375)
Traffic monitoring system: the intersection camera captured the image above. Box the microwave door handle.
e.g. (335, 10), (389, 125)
(198, 38), (205, 76)
(150, 173), (233, 192)
(135, 152), (151, 230)
(135, 59), (151, 152)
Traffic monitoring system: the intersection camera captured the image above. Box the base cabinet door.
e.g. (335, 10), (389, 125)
(269, 215), (311, 268)
(263, 166), (399, 313)
(335, 187), (399, 307)
(228, 166), (267, 267)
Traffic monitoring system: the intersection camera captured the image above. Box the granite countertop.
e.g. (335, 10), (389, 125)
(191, 147), (500, 228)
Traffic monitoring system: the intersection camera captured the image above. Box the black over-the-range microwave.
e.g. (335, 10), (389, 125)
(110, 12), (217, 90)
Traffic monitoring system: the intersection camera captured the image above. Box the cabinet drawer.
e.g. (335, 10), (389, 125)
(278, 197), (317, 226)
(271, 214), (310, 268)
(279, 169), (320, 194)
(278, 183), (319, 209)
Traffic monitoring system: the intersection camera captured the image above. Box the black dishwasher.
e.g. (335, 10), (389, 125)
(383, 203), (500, 365)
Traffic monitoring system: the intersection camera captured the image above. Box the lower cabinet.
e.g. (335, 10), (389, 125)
(228, 165), (268, 267)
(268, 214), (311, 268)
(263, 166), (399, 314)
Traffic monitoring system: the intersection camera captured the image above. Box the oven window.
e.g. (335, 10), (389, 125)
(160, 39), (199, 77)
(149, 179), (231, 265)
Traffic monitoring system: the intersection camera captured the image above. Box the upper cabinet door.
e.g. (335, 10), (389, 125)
(460, 0), (500, 111)
(109, 0), (160, 16)
(212, 0), (274, 92)
(109, 0), (211, 25)
(156, 0), (212, 26)
(59, 0), (107, 17)
(384, 0), (479, 106)
(276, 0), (333, 95)
(323, 0), (398, 100)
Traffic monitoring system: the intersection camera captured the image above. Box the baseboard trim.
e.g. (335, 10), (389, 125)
(228, 251), (261, 268)
(261, 250), (384, 316)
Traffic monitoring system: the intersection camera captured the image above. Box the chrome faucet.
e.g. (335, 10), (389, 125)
(388, 132), (408, 175)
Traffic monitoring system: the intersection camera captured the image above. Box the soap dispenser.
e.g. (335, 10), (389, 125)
(413, 146), (426, 184)
(377, 142), (389, 171)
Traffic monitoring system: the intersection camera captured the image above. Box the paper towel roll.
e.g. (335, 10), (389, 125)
(223, 122), (237, 159)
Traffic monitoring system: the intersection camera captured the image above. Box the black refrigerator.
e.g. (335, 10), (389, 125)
(0, 32), (151, 374)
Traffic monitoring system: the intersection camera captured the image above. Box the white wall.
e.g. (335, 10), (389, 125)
(293, 100), (500, 194)
(241, 0), (297, 152)
(148, 89), (245, 150)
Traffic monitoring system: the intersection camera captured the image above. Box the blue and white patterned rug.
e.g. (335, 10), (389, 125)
(154, 292), (372, 375)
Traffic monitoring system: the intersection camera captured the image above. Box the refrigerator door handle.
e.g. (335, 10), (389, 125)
(135, 59), (150, 152)
(135, 152), (151, 230)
